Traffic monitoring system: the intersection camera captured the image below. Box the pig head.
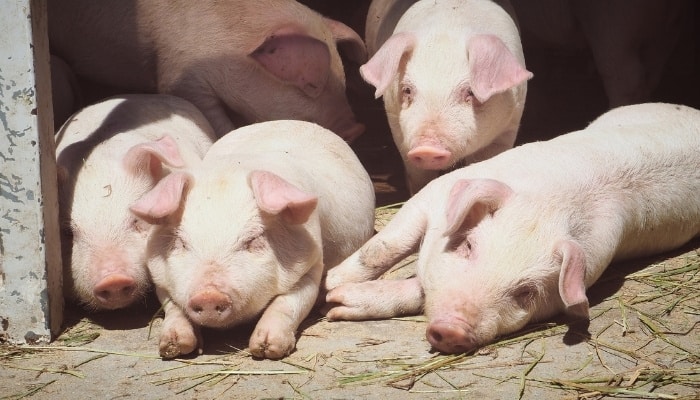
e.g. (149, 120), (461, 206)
(48, 0), (367, 141)
(58, 135), (192, 310)
(419, 179), (604, 353)
(55, 95), (216, 311)
(361, 0), (532, 194)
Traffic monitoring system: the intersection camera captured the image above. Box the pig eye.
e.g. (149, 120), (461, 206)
(131, 217), (151, 234)
(243, 234), (266, 253)
(400, 83), (415, 107)
(173, 236), (187, 251)
(510, 283), (538, 309)
(460, 86), (474, 104)
(446, 233), (473, 258)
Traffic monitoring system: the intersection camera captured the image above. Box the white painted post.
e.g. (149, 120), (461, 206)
(0, 0), (64, 343)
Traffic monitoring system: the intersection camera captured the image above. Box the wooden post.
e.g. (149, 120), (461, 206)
(0, 0), (64, 344)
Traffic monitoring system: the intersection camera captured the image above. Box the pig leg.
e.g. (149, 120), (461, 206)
(248, 262), (324, 359)
(324, 277), (424, 320)
(156, 287), (202, 359)
(324, 200), (427, 290)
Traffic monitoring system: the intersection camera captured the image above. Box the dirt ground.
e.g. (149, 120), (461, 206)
(3, 6), (700, 399)
(1, 229), (699, 400)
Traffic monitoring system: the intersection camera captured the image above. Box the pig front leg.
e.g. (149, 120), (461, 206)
(325, 200), (427, 290)
(325, 277), (424, 320)
(248, 262), (324, 359)
(155, 287), (202, 359)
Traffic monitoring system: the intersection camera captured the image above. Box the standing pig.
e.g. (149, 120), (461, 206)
(362, 0), (532, 194)
(48, 0), (367, 142)
(131, 120), (375, 359)
(325, 103), (700, 354)
(56, 94), (216, 310)
(510, 0), (691, 108)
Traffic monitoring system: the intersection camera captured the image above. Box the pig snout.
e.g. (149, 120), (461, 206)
(407, 145), (453, 170)
(93, 273), (138, 309)
(186, 288), (234, 327)
(426, 318), (479, 354)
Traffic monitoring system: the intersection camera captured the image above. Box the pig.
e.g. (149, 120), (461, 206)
(55, 94), (216, 311)
(131, 120), (376, 359)
(325, 103), (700, 354)
(47, 0), (368, 142)
(362, 0), (532, 194)
(510, 0), (691, 108)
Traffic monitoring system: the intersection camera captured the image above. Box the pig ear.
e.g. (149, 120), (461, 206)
(249, 170), (318, 225)
(360, 32), (416, 98)
(324, 17), (368, 64)
(251, 29), (331, 98)
(556, 240), (590, 318)
(123, 135), (186, 179)
(130, 171), (192, 219)
(444, 178), (513, 237)
(467, 34), (533, 103)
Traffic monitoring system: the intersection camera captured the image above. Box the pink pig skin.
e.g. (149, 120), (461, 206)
(132, 120), (375, 359)
(325, 103), (700, 354)
(48, 0), (367, 142)
(55, 94), (216, 311)
(362, 0), (532, 194)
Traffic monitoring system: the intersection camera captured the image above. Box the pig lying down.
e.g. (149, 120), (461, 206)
(48, 0), (367, 141)
(325, 103), (700, 354)
(55, 94), (216, 311)
(362, 0), (532, 193)
(132, 120), (375, 359)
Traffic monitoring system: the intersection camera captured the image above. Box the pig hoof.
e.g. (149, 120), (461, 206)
(249, 329), (296, 359)
(159, 330), (199, 359)
(160, 341), (183, 359)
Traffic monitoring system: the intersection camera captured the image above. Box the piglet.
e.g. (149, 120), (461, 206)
(48, 0), (367, 142)
(132, 120), (375, 359)
(55, 94), (216, 311)
(325, 103), (700, 354)
(362, 0), (532, 194)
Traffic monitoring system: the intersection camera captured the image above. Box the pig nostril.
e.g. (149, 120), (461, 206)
(95, 290), (111, 301)
(428, 329), (444, 344)
(120, 285), (135, 296)
(192, 305), (203, 314)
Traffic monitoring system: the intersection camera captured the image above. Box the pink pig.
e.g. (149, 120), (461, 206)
(55, 94), (216, 310)
(131, 120), (375, 359)
(362, 0), (532, 194)
(325, 103), (700, 354)
(48, 0), (367, 142)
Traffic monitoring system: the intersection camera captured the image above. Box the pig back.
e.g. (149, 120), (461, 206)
(207, 120), (376, 267)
